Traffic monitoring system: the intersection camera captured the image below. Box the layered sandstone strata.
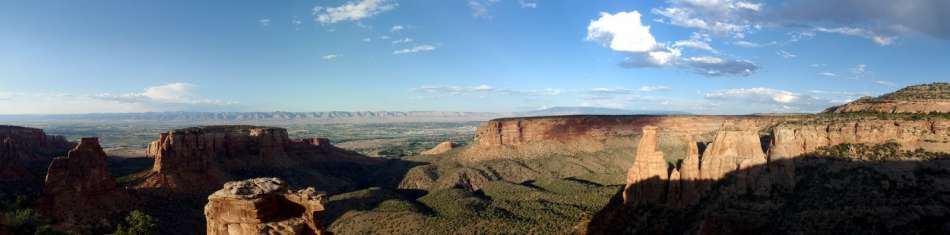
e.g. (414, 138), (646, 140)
(204, 178), (326, 235)
(824, 82), (949, 114)
(421, 141), (455, 155)
(139, 125), (373, 195)
(38, 137), (127, 228)
(622, 126), (668, 204)
(474, 115), (791, 147)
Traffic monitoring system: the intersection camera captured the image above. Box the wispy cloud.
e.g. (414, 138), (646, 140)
(391, 38), (414, 44)
(313, 0), (398, 24)
(776, 50), (796, 58)
(394, 45), (436, 54)
(258, 18), (271, 27)
(322, 54), (339, 60)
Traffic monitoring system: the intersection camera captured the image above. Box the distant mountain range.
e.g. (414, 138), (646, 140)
(0, 107), (689, 124)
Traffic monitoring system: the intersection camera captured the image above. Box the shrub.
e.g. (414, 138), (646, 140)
(113, 210), (157, 235)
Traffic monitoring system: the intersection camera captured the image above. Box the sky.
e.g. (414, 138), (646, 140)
(1, 0), (948, 115)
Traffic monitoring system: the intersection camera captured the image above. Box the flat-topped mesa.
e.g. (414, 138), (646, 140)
(39, 137), (128, 229)
(204, 178), (327, 235)
(421, 141), (455, 155)
(473, 115), (792, 147)
(140, 126), (297, 193)
(824, 82), (950, 114)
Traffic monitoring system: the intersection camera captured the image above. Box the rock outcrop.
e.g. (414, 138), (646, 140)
(421, 142), (455, 155)
(0, 125), (71, 183)
(474, 116), (791, 147)
(824, 82), (950, 114)
(204, 178), (327, 235)
(138, 125), (379, 195)
(38, 137), (127, 229)
(769, 119), (950, 160)
(622, 126), (669, 205)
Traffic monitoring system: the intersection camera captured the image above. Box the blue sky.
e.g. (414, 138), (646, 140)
(1, 0), (948, 114)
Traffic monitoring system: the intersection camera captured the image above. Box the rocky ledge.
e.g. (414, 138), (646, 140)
(205, 178), (327, 235)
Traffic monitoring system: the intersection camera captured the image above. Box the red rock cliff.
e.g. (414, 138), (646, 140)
(474, 115), (790, 147)
(0, 125), (72, 183)
(38, 137), (127, 229)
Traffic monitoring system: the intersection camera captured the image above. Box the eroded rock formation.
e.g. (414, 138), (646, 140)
(474, 116), (790, 147)
(421, 141), (455, 155)
(205, 178), (326, 235)
(38, 137), (127, 229)
(138, 125), (380, 195)
(622, 126), (668, 204)
(0, 125), (71, 183)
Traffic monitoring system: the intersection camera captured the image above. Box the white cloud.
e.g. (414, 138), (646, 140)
(650, 0), (762, 37)
(681, 56), (758, 76)
(313, 0), (398, 24)
(588, 11), (757, 76)
(673, 38), (716, 52)
(362, 37), (372, 42)
(705, 87), (834, 112)
(467, 0), (500, 17)
(776, 49), (796, 58)
(519, 0), (538, 8)
(391, 25), (405, 32)
(393, 45), (436, 54)
(391, 38), (414, 44)
(815, 27), (897, 46)
(258, 18), (271, 27)
(292, 18), (303, 26)
(818, 72), (838, 77)
(640, 85), (670, 92)
(379, 35), (391, 40)
(0, 83), (238, 114)
(731, 40), (777, 48)
(322, 54), (339, 60)
(587, 11), (660, 53)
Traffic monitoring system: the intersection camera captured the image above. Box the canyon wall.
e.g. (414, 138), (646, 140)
(138, 125), (379, 195)
(204, 178), (327, 235)
(0, 125), (72, 183)
(825, 100), (950, 113)
(770, 119), (950, 160)
(38, 137), (128, 229)
(473, 115), (791, 147)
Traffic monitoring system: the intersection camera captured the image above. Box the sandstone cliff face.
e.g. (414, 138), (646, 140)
(769, 119), (950, 160)
(474, 116), (790, 147)
(0, 125), (72, 182)
(622, 126), (668, 205)
(205, 178), (326, 235)
(139, 126), (380, 195)
(38, 137), (127, 229)
(421, 141), (455, 155)
(824, 82), (950, 114)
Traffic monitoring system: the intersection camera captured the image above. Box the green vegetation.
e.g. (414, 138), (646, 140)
(0, 196), (69, 235)
(806, 142), (950, 161)
(871, 82), (950, 101)
(113, 210), (157, 235)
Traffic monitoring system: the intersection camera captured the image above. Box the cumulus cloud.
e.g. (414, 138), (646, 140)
(587, 11), (756, 77)
(393, 45), (436, 54)
(705, 87), (835, 112)
(313, 0), (398, 24)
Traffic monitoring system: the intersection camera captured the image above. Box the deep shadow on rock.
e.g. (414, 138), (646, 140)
(584, 153), (950, 234)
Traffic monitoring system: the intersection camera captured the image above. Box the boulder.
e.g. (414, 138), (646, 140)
(204, 178), (327, 235)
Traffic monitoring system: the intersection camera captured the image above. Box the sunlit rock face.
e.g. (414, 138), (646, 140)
(421, 141), (455, 155)
(204, 178), (327, 235)
(622, 126), (668, 205)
